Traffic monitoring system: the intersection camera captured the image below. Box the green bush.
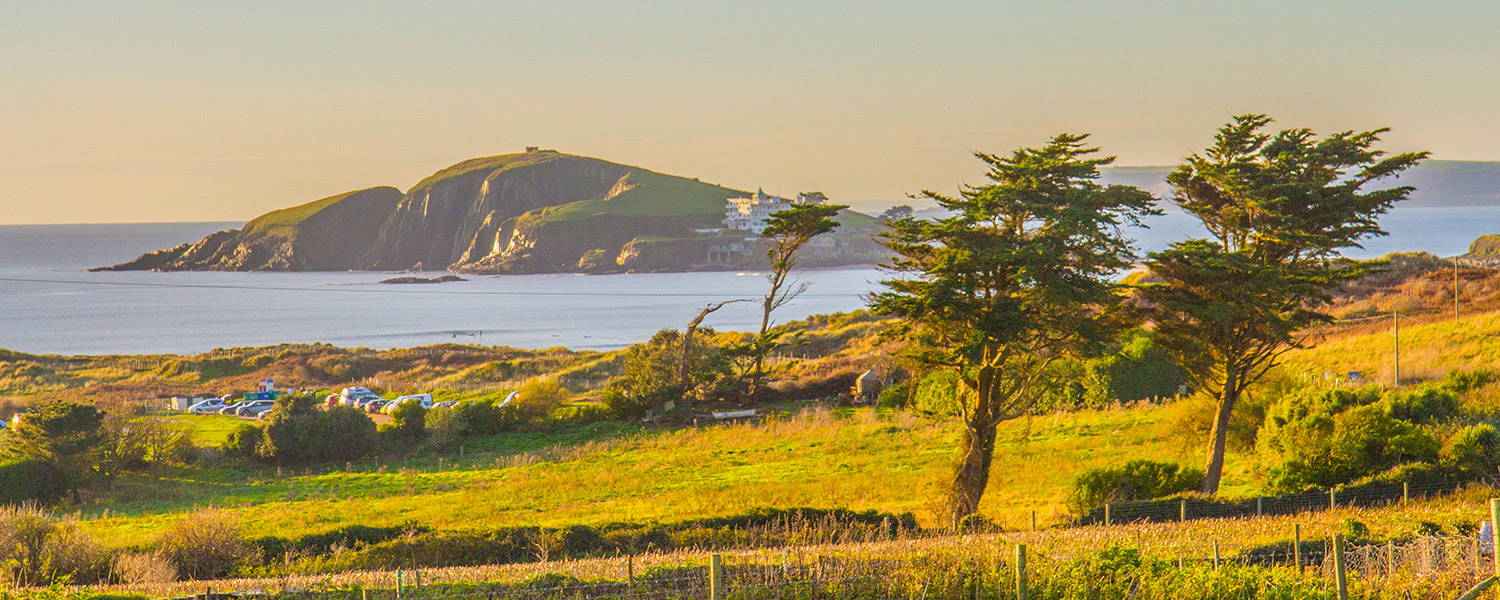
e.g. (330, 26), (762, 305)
(389, 400), (427, 442)
(1258, 386), (1442, 493)
(254, 396), (378, 464)
(912, 371), (963, 417)
(426, 406), (468, 450)
(0, 459), (68, 506)
(1067, 459), (1203, 514)
(221, 424), (263, 462)
(1081, 330), (1185, 404)
(604, 329), (731, 419)
(1442, 423), (1500, 477)
(877, 380), (912, 409)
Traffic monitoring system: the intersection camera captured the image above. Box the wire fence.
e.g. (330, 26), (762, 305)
(1077, 478), (1480, 526)
(58, 522), (1500, 600)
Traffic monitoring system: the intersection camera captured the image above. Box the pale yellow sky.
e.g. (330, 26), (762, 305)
(1, 1), (1495, 225)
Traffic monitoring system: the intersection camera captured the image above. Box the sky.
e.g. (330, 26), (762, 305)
(1, 1), (1496, 225)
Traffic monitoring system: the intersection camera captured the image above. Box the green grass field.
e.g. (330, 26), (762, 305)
(81, 402), (1249, 549)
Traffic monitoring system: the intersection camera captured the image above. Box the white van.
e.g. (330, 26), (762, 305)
(339, 387), (381, 408)
(385, 394), (435, 414)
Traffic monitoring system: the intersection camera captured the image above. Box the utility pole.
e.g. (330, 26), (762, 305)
(1393, 311), (1400, 388)
(1456, 257), (1461, 321)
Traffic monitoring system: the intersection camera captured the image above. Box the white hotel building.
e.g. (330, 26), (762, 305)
(722, 189), (827, 234)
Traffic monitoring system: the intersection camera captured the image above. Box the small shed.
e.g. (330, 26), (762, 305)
(853, 370), (883, 404)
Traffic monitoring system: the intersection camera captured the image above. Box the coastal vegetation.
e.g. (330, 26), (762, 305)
(13, 118), (1500, 598)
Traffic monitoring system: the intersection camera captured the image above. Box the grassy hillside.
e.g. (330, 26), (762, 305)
(405, 151), (572, 195)
(1284, 307), (1500, 386)
(241, 186), (401, 238)
(76, 401), (1241, 548)
(536, 169), (744, 224)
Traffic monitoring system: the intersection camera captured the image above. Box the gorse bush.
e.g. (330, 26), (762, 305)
(155, 509), (254, 580)
(1068, 459), (1203, 514)
(0, 503), (108, 587)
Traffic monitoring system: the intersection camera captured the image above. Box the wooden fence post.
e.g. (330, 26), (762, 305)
(1213, 540), (1220, 570)
(1294, 524), (1302, 573)
(1016, 544), (1028, 600)
(1031, 510), (1037, 532)
(1257, 496), (1263, 517)
(1402, 481), (1409, 505)
(1330, 487), (1337, 510)
(1105, 503), (1111, 527)
(396, 571), (403, 600)
(710, 553), (723, 600)
(1180, 499), (1186, 522)
(1491, 498), (1500, 588)
(1333, 535), (1349, 600)
(628, 554), (635, 587)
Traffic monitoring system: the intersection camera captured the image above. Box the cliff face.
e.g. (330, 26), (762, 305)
(95, 187), (403, 272)
(359, 154), (646, 270)
(100, 151), (885, 274)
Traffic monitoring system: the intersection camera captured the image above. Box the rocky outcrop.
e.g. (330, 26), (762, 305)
(95, 187), (403, 272)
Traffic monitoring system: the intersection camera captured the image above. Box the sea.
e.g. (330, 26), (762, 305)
(0, 206), (1496, 356)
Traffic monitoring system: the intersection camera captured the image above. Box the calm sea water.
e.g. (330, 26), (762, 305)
(1, 207), (1496, 355)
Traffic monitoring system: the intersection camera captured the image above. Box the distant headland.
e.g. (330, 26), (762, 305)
(95, 150), (886, 275)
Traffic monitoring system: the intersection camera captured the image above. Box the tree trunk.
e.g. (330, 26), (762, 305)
(1200, 381), (1241, 495)
(949, 415), (998, 526)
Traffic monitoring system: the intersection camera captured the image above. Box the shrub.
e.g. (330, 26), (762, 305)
(912, 371), (963, 417)
(512, 380), (569, 429)
(389, 400), (427, 442)
(111, 552), (177, 585)
(426, 406), (469, 451)
(221, 424), (264, 462)
(155, 509), (254, 580)
(1442, 423), (1500, 477)
(1258, 386), (1440, 493)
(1081, 330), (1185, 405)
(877, 380), (912, 409)
(1067, 460), (1204, 514)
(0, 459), (68, 506)
(604, 329), (730, 419)
(255, 396), (378, 464)
(0, 503), (108, 586)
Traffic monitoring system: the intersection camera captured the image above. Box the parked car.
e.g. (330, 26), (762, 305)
(384, 394), (435, 414)
(365, 399), (391, 414)
(189, 398), (229, 414)
(339, 387), (382, 408)
(233, 400), (275, 417)
(432, 401), (459, 409)
(244, 403), (277, 419)
(216, 402), (243, 415)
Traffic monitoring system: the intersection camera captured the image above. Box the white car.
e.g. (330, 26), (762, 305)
(384, 394), (435, 414)
(189, 398), (229, 414)
(338, 387), (382, 408)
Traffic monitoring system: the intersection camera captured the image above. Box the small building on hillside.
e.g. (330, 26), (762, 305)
(723, 189), (828, 234)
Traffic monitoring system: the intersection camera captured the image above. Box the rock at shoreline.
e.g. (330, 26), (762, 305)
(378, 275), (467, 284)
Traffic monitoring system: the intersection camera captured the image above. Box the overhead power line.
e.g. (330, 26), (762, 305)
(0, 276), (865, 299)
